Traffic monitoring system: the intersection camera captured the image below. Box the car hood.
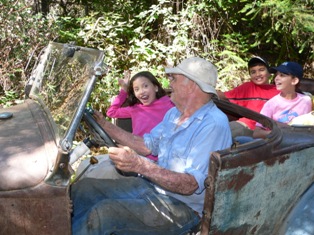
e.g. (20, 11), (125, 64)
(0, 100), (58, 191)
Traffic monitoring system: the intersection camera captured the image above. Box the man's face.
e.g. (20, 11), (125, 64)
(167, 74), (190, 106)
(249, 64), (271, 85)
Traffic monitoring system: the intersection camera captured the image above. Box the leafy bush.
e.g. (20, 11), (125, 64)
(0, 0), (59, 106)
(1, 0), (313, 109)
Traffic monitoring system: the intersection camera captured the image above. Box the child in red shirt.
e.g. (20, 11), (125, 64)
(218, 57), (279, 137)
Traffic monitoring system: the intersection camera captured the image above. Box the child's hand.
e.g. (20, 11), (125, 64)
(118, 70), (131, 91)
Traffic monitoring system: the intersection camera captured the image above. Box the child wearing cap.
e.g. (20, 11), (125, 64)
(218, 56), (279, 138)
(253, 62), (312, 139)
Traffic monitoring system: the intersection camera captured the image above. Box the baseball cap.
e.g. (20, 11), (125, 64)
(269, 62), (303, 79)
(248, 56), (269, 68)
(165, 57), (218, 95)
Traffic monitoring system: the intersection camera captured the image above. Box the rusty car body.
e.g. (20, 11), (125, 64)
(0, 42), (314, 234)
(0, 42), (104, 235)
(201, 99), (314, 235)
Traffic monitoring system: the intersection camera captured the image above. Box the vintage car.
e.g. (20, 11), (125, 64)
(0, 42), (314, 235)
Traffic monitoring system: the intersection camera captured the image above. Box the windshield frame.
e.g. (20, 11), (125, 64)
(26, 42), (105, 152)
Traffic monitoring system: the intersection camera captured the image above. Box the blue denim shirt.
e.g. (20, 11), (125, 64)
(144, 100), (232, 215)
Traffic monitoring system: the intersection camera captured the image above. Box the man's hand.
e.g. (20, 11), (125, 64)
(93, 110), (106, 125)
(92, 110), (150, 157)
(109, 146), (198, 195)
(108, 146), (143, 173)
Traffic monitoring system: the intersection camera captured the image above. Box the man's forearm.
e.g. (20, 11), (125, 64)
(138, 159), (198, 195)
(108, 146), (198, 195)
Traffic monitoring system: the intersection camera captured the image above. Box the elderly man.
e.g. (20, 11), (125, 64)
(71, 57), (232, 234)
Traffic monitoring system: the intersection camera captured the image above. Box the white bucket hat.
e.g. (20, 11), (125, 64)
(165, 57), (218, 95)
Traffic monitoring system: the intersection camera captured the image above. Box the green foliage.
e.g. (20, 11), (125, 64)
(75, 0), (257, 97)
(0, 0), (60, 106)
(1, 0), (313, 108)
(239, 0), (314, 63)
(0, 90), (23, 108)
(56, 17), (84, 44)
(215, 50), (248, 91)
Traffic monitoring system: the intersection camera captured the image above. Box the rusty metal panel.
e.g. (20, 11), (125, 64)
(204, 147), (314, 234)
(0, 100), (58, 191)
(0, 183), (71, 235)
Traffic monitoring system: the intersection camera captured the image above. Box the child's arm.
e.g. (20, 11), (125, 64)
(253, 126), (270, 139)
(106, 89), (131, 118)
(216, 90), (229, 101)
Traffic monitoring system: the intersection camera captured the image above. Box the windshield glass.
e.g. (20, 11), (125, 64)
(28, 42), (104, 140)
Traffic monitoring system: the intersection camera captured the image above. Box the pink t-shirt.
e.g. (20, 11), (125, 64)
(107, 89), (174, 161)
(224, 81), (279, 129)
(257, 93), (312, 126)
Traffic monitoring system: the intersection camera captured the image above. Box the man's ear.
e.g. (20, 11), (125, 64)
(188, 80), (199, 94)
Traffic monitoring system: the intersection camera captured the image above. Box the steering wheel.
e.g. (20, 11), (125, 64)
(82, 109), (137, 177)
(82, 109), (117, 148)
